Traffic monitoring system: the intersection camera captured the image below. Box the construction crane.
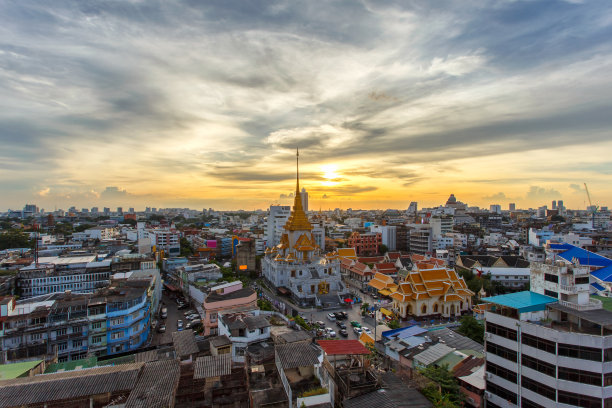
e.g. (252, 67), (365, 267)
(584, 182), (599, 228)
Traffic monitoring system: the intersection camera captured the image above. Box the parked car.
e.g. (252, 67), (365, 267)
(157, 324), (166, 333)
(315, 321), (325, 328)
(350, 321), (361, 328)
(177, 303), (188, 310)
(327, 313), (336, 321)
(184, 310), (196, 316)
(339, 311), (348, 319)
(186, 313), (199, 321)
(339, 329), (349, 337)
(177, 320), (184, 331)
(336, 321), (347, 329)
(185, 321), (192, 329)
(353, 327), (363, 335)
(151, 319), (158, 329)
(362, 327), (372, 335)
(326, 328), (336, 337)
(333, 312), (344, 320)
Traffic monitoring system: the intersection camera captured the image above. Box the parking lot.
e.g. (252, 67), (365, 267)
(151, 292), (193, 346)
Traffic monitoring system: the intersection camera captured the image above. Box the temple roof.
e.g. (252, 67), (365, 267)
(284, 149), (313, 232)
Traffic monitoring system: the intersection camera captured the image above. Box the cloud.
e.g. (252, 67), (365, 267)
(569, 183), (583, 192)
(526, 186), (562, 201)
(37, 187), (50, 197)
(482, 192), (509, 201)
(100, 186), (128, 198)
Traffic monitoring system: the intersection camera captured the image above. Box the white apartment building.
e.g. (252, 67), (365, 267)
(370, 225), (397, 251)
(483, 259), (612, 408)
(266, 206), (291, 248)
(147, 228), (180, 256)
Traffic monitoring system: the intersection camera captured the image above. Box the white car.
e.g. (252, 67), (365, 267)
(353, 327), (363, 335)
(362, 327), (372, 335)
(327, 313), (336, 321)
(326, 328), (336, 337)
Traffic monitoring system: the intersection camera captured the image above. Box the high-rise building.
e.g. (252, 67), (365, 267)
(91, 207), (99, 214)
(265, 205), (291, 248)
(552, 200), (557, 210)
(407, 202), (418, 215)
(509, 203), (516, 212)
(490, 204), (502, 214)
(483, 254), (612, 408)
(301, 187), (309, 212)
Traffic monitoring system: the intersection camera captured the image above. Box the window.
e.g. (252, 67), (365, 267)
(56, 328), (67, 336)
(72, 340), (83, 348)
(91, 335), (104, 344)
(544, 289), (558, 298)
(522, 397), (546, 408)
(522, 355), (555, 377)
(235, 346), (245, 356)
(559, 366), (602, 386)
(92, 321), (103, 330)
(544, 273), (558, 283)
(575, 276), (589, 285)
(558, 343), (601, 362)
(486, 322), (517, 341)
(522, 376), (556, 401)
(558, 390), (602, 408)
(72, 326), (82, 334)
(487, 381), (517, 404)
(486, 342), (517, 362)
(522, 333), (555, 354)
(486, 361), (517, 383)
(31, 333), (42, 341)
(111, 317), (125, 326)
(111, 331), (124, 340)
(57, 342), (68, 351)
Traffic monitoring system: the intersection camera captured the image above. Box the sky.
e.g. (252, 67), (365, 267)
(1, 0), (612, 212)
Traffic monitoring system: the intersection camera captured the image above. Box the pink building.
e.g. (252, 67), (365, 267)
(202, 282), (257, 336)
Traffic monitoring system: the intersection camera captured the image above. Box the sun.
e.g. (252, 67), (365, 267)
(321, 164), (340, 186)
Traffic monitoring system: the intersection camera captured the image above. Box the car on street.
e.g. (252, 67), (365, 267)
(336, 321), (347, 329)
(177, 303), (188, 310)
(339, 311), (348, 319)
(350, 321), (361, 328)
(326, 328), (336, 337)
(151, 319), (158, 329)
(353, 327), (362, 335)
(333, 312), (344, 320)
(185, 321), (192, 329)
(327, 313), (336, 321)
(362, 327), (372, 335)
(186, 313), (199, 321)
(315, 321), (325, 328)
(157, 324), (166, 333)
(184, 310), (196, 316)
(177, 320), (184, 331)
(339, 329), (348, 337)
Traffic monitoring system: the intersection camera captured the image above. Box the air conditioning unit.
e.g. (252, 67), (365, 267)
(485, 333), (492, 339)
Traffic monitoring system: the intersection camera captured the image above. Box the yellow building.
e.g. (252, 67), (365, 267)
(372, 266), (473, 319)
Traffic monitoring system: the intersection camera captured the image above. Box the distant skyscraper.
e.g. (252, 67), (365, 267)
(509, 203), (516, 211)
(129, 207), (135, 213)
(117, 207), (123, 214)
(407, 202), (418, 215)
(266, 205), (291, 247)
(552, 200), (557, 210)
(490, 204), (502, 214)
(91, 207), (99, 214)
(301, 187), (309, 212)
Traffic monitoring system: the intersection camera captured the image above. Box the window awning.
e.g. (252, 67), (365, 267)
(380, 307), (393, 317)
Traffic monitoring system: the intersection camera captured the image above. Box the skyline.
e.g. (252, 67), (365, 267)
(2, 1), (612, 211)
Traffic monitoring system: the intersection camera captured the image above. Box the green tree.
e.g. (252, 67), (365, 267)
(420, 384), (460, 408)
(387, 319), (401, 329)
(456, 315), (484, 344)
(121, 218), (137, 227)
(419, 365), (464, 406)
(0, 229), (34, 250)
(379, 244), (389, 255)
(179, 237), (194, 257)
(257, 298), (274, 311)
(74, 224), (96, 232)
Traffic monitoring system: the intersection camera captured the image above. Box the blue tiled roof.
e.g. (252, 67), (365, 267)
(482, 291), (557, 313)
(381, 325), (426, 339)
(591, 282), (606, 291)
(555, 246), (612, 268)
(592, 265), (612, 283)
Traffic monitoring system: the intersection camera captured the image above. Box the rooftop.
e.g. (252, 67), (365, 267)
(172, 329), (199, 357)
(205, 287), (255, 303)
(275, 342), (322, 369)
(317, 340), (370, 356)
(482, 290), (557, 313)
(0, 360), (43, 380)
(194, 354), (232, 379)
(125, 360), (180, 408)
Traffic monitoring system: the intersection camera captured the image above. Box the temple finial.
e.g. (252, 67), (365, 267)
(296, 147), (300, 194)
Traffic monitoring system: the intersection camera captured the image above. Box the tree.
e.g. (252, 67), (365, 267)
(387, 319), (400, 329)
(456, 315), (484, 344)
(0, 229), (34, 250)
(179, 237), (194, 257)
(379, 244), (388, 255)
(419, 365), (464, 406)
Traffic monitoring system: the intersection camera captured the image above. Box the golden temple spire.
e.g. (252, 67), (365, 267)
(296, 147), (300, 194)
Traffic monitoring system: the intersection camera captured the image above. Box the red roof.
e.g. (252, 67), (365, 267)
(317, 340), (370, 355)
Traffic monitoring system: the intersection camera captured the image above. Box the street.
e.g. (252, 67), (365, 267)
(150, 291), (188, 346)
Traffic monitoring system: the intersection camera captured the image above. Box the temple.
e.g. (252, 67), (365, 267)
(262, 149), (347, 307)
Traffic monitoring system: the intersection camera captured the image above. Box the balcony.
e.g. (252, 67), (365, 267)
(559, 284), (577, 294)
(558, 298), (602, 311)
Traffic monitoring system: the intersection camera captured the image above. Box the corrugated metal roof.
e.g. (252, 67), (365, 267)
(381, 325), (427, 340)
(125, 360), (180, 408)
(194, 353), (232, 379)
(317, 340), (370, 355)
(482, 290), (557, 313)
(172, 329), (199, 357)
(0, 363), (142, 407)
(413, 343), (454, 366)
(276, 342), (321, 369)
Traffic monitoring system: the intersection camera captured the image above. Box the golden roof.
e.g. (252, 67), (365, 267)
(284, 149), (313, 232)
